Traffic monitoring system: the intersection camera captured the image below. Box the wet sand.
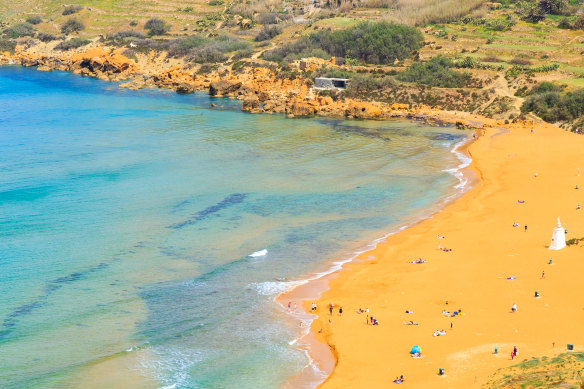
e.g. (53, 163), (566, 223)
(298, 117), (584, 387)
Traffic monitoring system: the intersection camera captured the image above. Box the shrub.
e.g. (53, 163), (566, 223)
(61, 18), (85, 34)
(189, 46), (227, 63)
(37, 32), (58, 42)
(232, 48), (253, 60)
(145, 17), (171, 36)
(557, 17), (572, 29)
(0, 38), (17, 53)
(522, 5), (546, 23)
(209, 0), (224, 5)
(166, 34), (250, 59)
(521, 89), (584, 122)
(538, 0), (567, 15)
(3, 22), (36, 38)
(55, 37), (90, 50)
(26, 16), (43, 25)
(573, 15), (584, 30)
(255, 25), (282, 41)
(107, 30), (145, 40)
(396, 56), (473, 88)
(129, 20), (138, 27)
(508, 57), (532, 66)
(258, 12), (278, 24)
(62, 5), (83, 15)
(263, 21), (422, 65)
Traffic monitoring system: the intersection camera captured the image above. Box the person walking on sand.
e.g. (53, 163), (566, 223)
(524, 225), (528, 232)
(511, 351), (515, 360)
(339, 307), (343, 316)
(514, 346), (518, 356)
(288, 302), (291, 310)
(542, 271), (545, 279)
(329, 304), (333, 316)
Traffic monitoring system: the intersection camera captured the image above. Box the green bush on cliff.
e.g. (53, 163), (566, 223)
(0, 38), (17, 53)
(55, 37), (90, 51)
(396, 56), (472, 88)
(167, 34), (250, 62)
(3, 22), (36, 38)
(255, 25), (282, 42)
(61, 18), (85, 35)
(521, 89), (584, 122)
(263, 21), (423, 65)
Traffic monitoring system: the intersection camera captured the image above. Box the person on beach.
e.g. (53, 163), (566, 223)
(511, 351), (515, 360)
(339, 307), (343, 316)
(542, 271), (545, 279)
(293, 303), (297, 312)
(329, 304), (333, 316)
(511, 303), (517, 312)
(514, 346), (518, 356)
(288, 302), (291, 310)
(524, 225), (528, 232)
(366, 315), (369, 325)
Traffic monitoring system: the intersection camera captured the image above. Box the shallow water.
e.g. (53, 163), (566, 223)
(0, 66), (466, 388)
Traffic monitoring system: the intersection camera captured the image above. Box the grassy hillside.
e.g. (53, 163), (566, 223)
(1, 0), (584, 128)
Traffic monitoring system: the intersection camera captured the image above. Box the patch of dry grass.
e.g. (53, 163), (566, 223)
(388, 0), (487, 26)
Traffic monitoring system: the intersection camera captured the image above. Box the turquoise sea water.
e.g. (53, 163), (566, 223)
(0, 66), (467, 388)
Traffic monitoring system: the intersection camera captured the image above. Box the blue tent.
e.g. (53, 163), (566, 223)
(410, 345), (421, 354)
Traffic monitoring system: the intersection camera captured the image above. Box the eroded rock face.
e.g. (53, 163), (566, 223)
(209, 80), (242, 96)
(70, 48), (136, 76)
(345, 101), (382, 119)
(287, 101), (316, 117)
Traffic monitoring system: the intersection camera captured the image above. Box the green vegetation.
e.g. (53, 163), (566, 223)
(62, 5), (83, 16)
(486, 352), (584, 388)
(55, 37), (90, 50)
(264, 21), (423, 64)
(25, 16), (43, 25)
(255, 25), (282, 42)
(144, 17), (171, 36)
(61, 18), (85, 34)
(3, 22), (36, 38)
(37, 32), (58, 42)
(397, 56), (473, 87)
(522, 88), (584, 123)
(0, 38), (17, 53)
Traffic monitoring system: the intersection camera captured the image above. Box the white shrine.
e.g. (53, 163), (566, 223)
(549, 218), (566, 250)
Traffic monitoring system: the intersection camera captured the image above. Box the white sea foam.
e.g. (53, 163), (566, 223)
(249, 280), (306, 296)
(249, 248), (268, 257)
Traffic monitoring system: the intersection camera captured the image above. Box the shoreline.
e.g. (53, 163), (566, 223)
(305, 116), (584, 388)
(275, 123), (480, 389)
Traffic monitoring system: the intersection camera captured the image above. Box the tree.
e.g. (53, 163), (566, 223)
(538, 0), (566, 15)
(145, 17), (171, 36)
(61, 18), (85, 34)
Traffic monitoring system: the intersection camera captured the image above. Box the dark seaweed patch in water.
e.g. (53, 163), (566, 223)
(169, 193), (247, 229)
(0, 185), (54, 203)
(0, 262), (109, 341)
(424, 132), (463, 141)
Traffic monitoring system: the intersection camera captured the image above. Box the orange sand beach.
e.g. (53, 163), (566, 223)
(282, 116), (584, 388)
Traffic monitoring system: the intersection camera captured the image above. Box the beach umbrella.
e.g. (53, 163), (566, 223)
(410, 345), (421, 354)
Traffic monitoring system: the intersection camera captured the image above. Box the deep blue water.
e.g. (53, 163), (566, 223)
(0, 66), (466, 388)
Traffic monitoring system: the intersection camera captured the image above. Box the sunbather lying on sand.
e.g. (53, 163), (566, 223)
(403, 321), (419, 325)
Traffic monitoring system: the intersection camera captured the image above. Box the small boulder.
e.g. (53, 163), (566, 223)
(242, 95), (260, 112)
(209, 80), (242, 96)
